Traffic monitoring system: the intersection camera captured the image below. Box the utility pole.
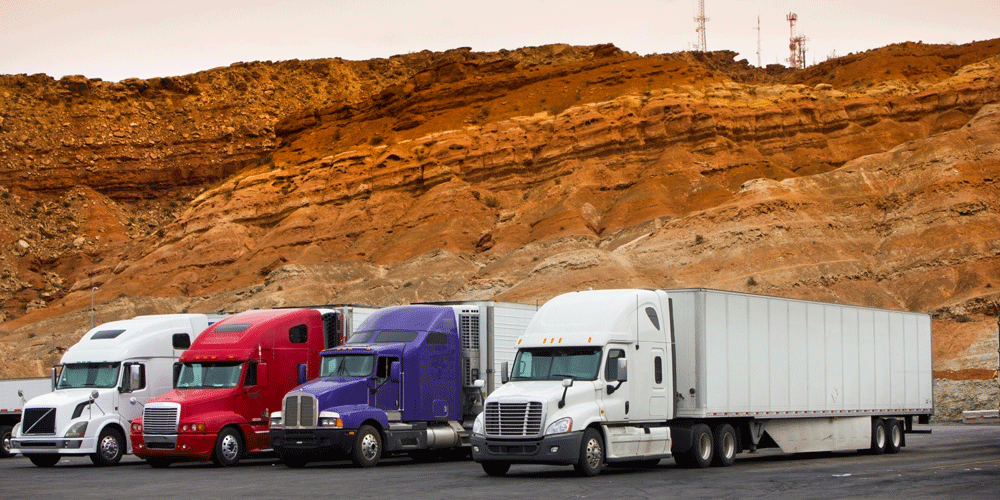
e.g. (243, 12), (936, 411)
(755, 15), (762, 67)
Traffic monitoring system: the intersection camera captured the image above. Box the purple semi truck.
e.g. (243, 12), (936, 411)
(268, 302), (535, 468)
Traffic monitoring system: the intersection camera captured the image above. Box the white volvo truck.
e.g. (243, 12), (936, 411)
(471, 288), (933, 476)
(9, 314), (215, 467)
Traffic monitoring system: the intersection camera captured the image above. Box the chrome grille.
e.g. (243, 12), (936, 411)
(484, 401), (543, 437)
(22, 408), (56, 435)
(143, 406), (179, 435)
(283, 393), (317, 428)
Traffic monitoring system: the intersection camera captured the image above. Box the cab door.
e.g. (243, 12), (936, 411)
(374, 356), (401, 417)
(600, 348), (629, 423)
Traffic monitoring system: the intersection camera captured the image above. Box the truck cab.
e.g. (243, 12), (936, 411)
(130, 307), (373, 467)
(9, 314), (212, 467)
(471, 289), (673, 476)
(269, 302), (536, 468)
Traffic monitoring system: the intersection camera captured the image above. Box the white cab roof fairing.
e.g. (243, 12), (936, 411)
(520, 289), (664, 348)
(60, 314), (211, 364)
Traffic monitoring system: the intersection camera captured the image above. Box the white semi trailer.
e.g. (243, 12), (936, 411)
(0, 377), (51, 457)
(471, 288), (933, 476)
(9, 314), (217, 467)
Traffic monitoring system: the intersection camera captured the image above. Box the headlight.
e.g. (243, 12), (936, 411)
(65, 421), (88, 438)
(472, 414), (484, 435)
(269, 412), (283, 429)
(131, 422), (142, 432)
(318, 417), (343, 428)
(180, 423), (205, 432)
(545, 417), (572, 435)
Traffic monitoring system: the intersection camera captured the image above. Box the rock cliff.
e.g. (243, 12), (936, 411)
(2, 40), (999, 417)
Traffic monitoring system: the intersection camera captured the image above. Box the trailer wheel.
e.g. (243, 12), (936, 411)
(0, 425), (13, 458)
(681, 424), (714, 468)
(573, 428), (605, 477)
(711, 423), (736, 467)
(212, 427), (244, 467)
(90, 427), (125, 466)
(869, 418), (887, 455)
(482, 461), (511, 476)
(27, 454), (60, 467)
(146, 458), (173, 468)
(885, 419), (902, 454)
(352, 424), (382, 467)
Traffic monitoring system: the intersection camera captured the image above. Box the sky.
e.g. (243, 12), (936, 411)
(1, 0), (997, 82)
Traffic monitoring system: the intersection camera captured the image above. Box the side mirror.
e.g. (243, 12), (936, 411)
(562, 378), (574, 388)
(90, 390), (100, 402)
(257, 362), (269, 386)
(389, 361), (401, 383)
(473, 379), (485, 389)
(501, 361), (509, 384)
(297, 364), (308, 385)
(130, 396), (138, 406)
(617, 357), (628, 382)
(51, 366), (59, 391)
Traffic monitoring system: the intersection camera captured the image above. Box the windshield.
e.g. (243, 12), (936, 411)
(320, 355), (374, 378)
(347, 330), (419, 344)
(176, 362), (244, 389)
(510, 347), (602, 381)
(57, 362), (121, 389)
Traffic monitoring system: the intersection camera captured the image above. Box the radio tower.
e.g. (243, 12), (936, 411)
(786, 12), (808, 69)
(695, 0), (708, 52)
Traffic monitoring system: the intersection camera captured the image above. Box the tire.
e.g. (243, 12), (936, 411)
(680, 424), (713, 468)
(211, 427), (244, 467)
(147, 458), (173, 468)
(573, 428), (605, 477)
(482, 461), (511, 476)
(90, 427), (125, 466)
(28, 454), (61, 467)
(869, 418), (887, 455)
(351, 424), (382, 468)
(0, 424), (13, 458)
(885, 419), (903, 454)
(711, 423), (737, 467)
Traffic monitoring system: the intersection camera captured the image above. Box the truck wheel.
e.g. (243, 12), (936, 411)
(869, 418), (887, 455)
(711, 423), (736, 467)
(352, 424), (382, 467)
(885, 419), (903, 454)
(0, 425), (13, 458)
(28, 454), (60, 467)
(212, 427), (244, 467)
(573, 428), (605, 477)
(683, 423), (713, 468)
(146, 458), (173, 468)
(90, 427), (125, 466)
(482, 461), (511, 476)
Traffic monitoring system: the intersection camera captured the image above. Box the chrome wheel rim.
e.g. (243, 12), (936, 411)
(221, 433), (240, 461)
(100, 435), (120, 461)
(698, 433), (712, 461)
(585, 437), (602, 470)
(722, 432), (735, 459)
(360, 433), (379, 461)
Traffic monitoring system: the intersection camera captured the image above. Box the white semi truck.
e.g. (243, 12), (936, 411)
(9, 314), (216, 467)
(1, 377), (51, 457)
(471, 288), (933, 476)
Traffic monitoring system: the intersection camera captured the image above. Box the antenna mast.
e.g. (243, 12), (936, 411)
(786, 12), (808, 69)
(695, 0), (708, 52)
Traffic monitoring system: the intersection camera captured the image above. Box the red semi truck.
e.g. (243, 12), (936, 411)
(129, 307), (374, 467)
